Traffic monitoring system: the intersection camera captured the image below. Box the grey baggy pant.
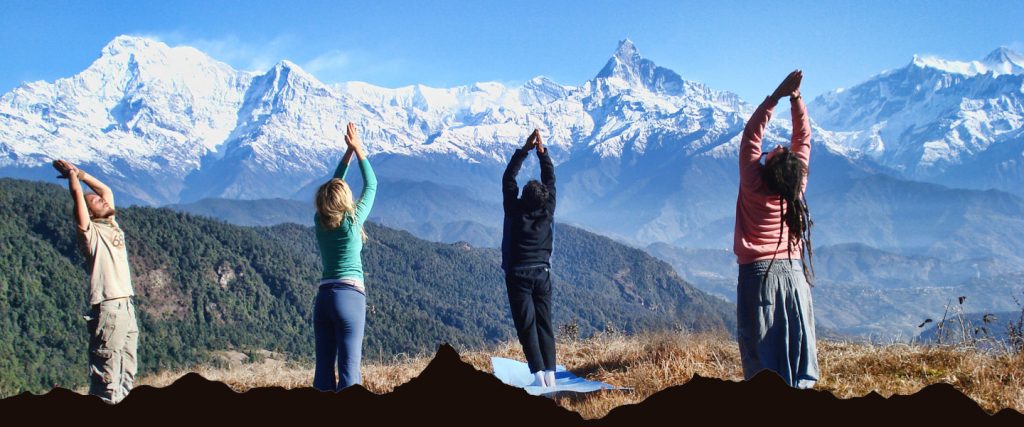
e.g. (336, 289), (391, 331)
(736, 259), (819, 389)
(85, 298), (139, 404)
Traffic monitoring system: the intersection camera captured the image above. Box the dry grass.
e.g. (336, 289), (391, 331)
(137, 333), (1024, 419)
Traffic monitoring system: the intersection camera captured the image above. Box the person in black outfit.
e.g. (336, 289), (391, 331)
(501, 128), (557, 387)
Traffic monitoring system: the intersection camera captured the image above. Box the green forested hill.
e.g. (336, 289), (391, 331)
(0, 178), (733, 395)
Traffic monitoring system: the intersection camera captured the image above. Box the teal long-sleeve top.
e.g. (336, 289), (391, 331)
(315, 157), (377, 282)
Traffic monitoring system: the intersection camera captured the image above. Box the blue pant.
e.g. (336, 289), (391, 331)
(313, 285), (366, 391)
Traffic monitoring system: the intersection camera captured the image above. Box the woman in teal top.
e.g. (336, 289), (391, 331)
(312, 122), (377, 391)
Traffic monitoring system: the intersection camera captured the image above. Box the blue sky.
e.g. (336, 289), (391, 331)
(1, 0), (1021, 102)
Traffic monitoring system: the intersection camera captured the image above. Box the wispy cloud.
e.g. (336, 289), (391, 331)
(302, 50), (351, 78)
(128, 31), (414, 88)
(135, 31), (298, 72)
(300, 50), (411, 86)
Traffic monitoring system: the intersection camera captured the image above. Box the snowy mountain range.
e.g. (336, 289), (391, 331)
(3, 36), (1024, 254)
(810, 47), (1024, 193)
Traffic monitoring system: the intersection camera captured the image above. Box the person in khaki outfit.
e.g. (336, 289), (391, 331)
(53, 159), (138, 404)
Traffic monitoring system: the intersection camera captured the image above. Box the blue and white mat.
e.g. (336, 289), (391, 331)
(490, 357), (629, 396)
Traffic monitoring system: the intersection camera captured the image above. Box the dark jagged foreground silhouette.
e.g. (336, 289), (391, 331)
(2, 344), (1021, 426)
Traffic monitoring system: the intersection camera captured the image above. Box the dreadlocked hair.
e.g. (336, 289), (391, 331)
(761, 147), (815, 286)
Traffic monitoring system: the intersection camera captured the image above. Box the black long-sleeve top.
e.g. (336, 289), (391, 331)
(501, 148), (557, 272)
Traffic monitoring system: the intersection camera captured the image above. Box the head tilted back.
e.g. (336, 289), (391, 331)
(84, 193), (115, 219)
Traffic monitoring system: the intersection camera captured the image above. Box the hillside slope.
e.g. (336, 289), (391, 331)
(0, 178), (732, 395)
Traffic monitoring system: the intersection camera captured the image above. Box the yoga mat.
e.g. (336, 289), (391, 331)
(490, 357), (629, 396)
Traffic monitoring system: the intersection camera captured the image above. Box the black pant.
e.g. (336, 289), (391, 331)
(505, 265), (556, 373)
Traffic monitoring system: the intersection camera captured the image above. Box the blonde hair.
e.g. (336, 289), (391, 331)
(315, 178), (367, 241)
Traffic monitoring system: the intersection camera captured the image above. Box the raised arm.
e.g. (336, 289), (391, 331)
(740, 70), (803, 189)
(503, 131), (536, 211)
(333, 147), (355, 180)
(789, 90), (811, 166)
(739, 97), (776, 189)
(342, 122), (377, 223)
(70, 174), (91, 232)
(354, 158), (376, 223)
(535, 130), (556, 211)
(53, 160), (90, 231)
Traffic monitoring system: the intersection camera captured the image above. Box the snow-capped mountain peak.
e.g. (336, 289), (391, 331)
(910, 47), (1024, 77)
(268, 59), (322, 85)
(812, 47), (1024, 181)
(5, 35), (1023, 210)
(596, 38), (684, 94)
(589, 39), (743, 114)
(7, 35), (1024, 255)
(101, 34), (166, 57)
(982, 46), (1024, 75)
(606, 38), (642, 73)
(0, 35), (256, 203)
(1, 35), (764, 204)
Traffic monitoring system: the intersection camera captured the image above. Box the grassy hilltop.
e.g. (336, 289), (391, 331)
(137, 331), (1024, 419)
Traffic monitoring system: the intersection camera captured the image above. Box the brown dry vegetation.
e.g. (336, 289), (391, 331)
(137, 332), (1024, 419)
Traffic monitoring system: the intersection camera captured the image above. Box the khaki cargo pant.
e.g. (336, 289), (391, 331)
(85, 298), (139, 404)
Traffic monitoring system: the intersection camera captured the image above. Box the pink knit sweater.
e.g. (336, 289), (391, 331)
(733, 96), (811, 265)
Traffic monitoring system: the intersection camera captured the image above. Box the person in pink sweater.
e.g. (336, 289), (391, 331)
(734, 70), (819, 389)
